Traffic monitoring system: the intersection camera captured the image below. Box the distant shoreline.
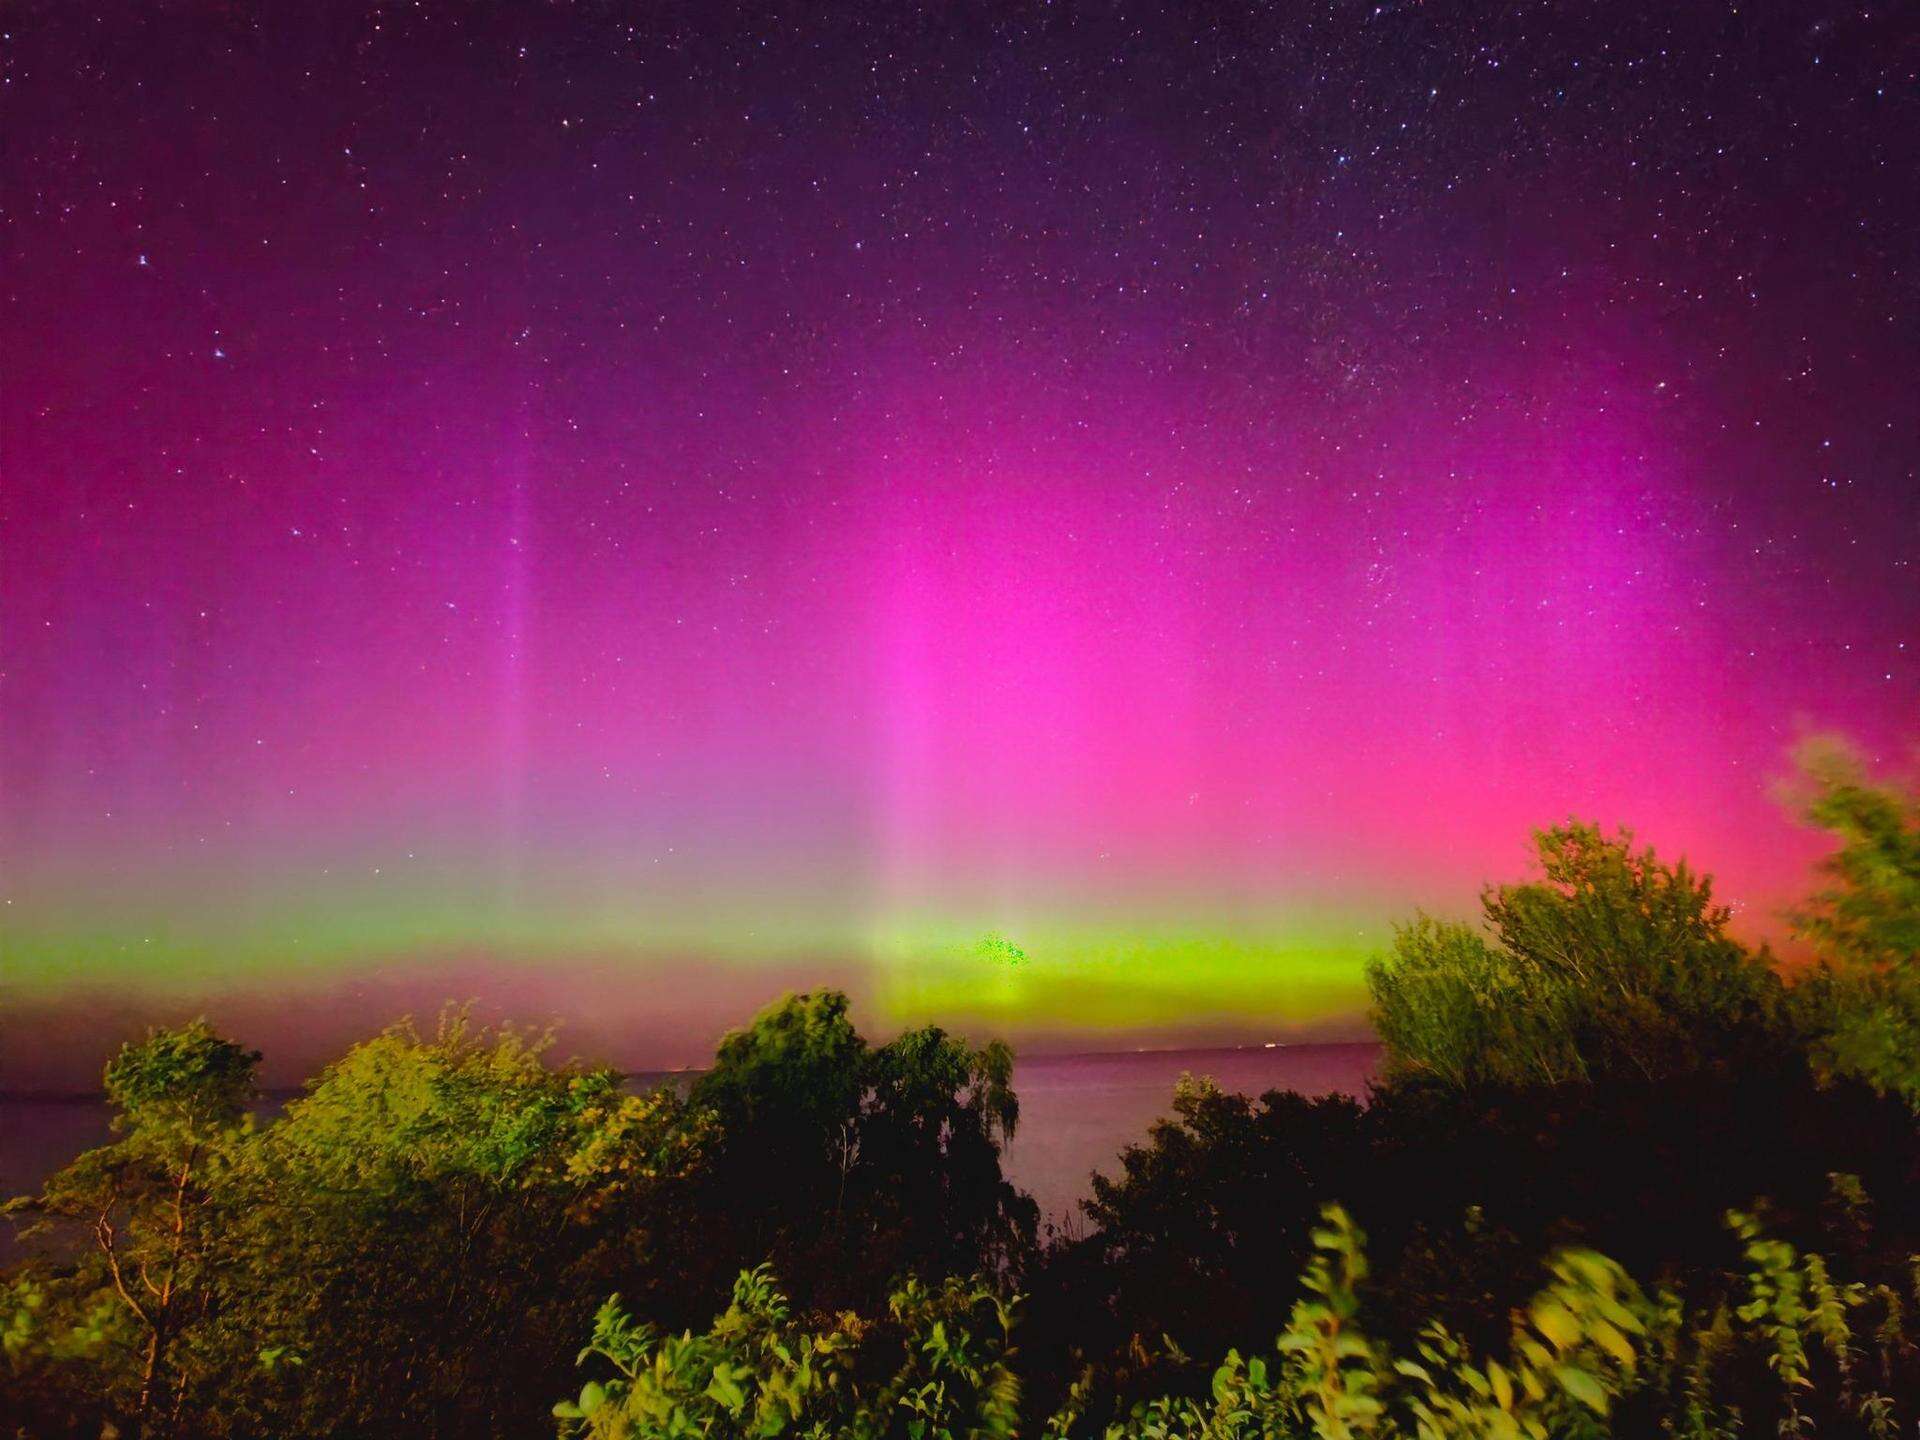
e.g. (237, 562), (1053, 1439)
(0, 1039), (1382, 1106)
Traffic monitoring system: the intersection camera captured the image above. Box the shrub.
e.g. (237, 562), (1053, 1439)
(2, 1022), (259, 1434)
(556, 1265), (1021, 1440)
(613, 1204), (1920, 1440)
(687, 991), (1036, 1313)
(1785, 738), (1920, 1106)
(1367, 822), (1785, 1089)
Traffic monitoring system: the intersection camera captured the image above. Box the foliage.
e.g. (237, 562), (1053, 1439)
(602, 1204), (1920, 1440)
(10, 782), (1920, 1439)
(99, 1020), (260, 1145)
(1784, 738), (1920, 1106)
(1367, 822), (1785, 1088)
(1788, 738), (1920, 973)
(555, 1264), (1021, 1440)
(1060, 1203), (1920, 1440)
(3, 998), (1032, 1440)
(1027, 1075), (1367, 1406)
(0, 1014), (711, 1439)
(1035, 1046), (1920, 1425)
(3, 1021), (259, 1434)
(689, 991), (1036, 1312)
(209, 1011), (712, 1438)
(1363, 916), (1549, 1089)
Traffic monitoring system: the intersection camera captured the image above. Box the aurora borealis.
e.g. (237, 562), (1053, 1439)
(3, 3), (1917, 1086)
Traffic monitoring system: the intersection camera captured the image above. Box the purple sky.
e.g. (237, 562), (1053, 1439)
(2, 2), (1915, 1086)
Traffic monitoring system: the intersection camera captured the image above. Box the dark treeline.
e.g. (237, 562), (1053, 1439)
(5, 737), (1919, 1439)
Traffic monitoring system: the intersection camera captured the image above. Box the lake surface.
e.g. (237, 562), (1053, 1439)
(1, 1043), (1377, 1235)
(1002, 1043), (1378, 1223)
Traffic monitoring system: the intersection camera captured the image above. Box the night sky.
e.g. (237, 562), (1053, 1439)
(3, 2), (1917, 1084)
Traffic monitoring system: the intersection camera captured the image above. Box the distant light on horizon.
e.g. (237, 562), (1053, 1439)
(1, 4), (1914, 1085)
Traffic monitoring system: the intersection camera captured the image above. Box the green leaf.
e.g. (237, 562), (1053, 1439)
(1489, 1360), (1514, 1411)
(1553, 1364), (1611, 1415)
(1530, 1300), (1582, 1350)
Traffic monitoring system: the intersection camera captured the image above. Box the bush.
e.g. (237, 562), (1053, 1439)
(11, 770), (1920, 1439)
(2, 1022), (260, 1434)
(579, 1202), (1920, 1439)
(1785, 738), (1920, 1106)
(211, 1013), (711, 1437)
(2, 997), (1034, 1439)
(1367, 822), (1785, 1089)
(687, 991), (1036, 1313)
(556, 1265), (1021, 1440)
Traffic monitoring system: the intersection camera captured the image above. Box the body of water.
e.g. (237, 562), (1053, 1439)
(1003, 1043), (1378, 1224)
(1, 1043), (1377, 1237)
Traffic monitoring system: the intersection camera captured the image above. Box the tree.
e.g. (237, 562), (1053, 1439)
(1024, 1076), (1369, 1423)
(4, 997), (1035, 1438)
(1785, 737), (1920, 1105)
(1787, 737), (1920, 973)
(6, 1020), (259, 1436)
(1366, 915), (1574, 1088)
(687, 991), (1037, 1312)
(556, 1265), (1022, 1440)
(216, 1011), (708, 1439)
(1367, 822), (1785, 1088)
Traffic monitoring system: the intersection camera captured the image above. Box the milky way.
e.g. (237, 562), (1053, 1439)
(3, 3), (1916, 1082)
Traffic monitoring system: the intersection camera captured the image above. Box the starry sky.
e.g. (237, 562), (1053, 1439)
(3, 2), (1917, 1084)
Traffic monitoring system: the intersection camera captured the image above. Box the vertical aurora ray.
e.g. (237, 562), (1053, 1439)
(496, 444), (533, 915)
(1, 352), (1908, 1077)
(1, 3), (1914, 1086)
